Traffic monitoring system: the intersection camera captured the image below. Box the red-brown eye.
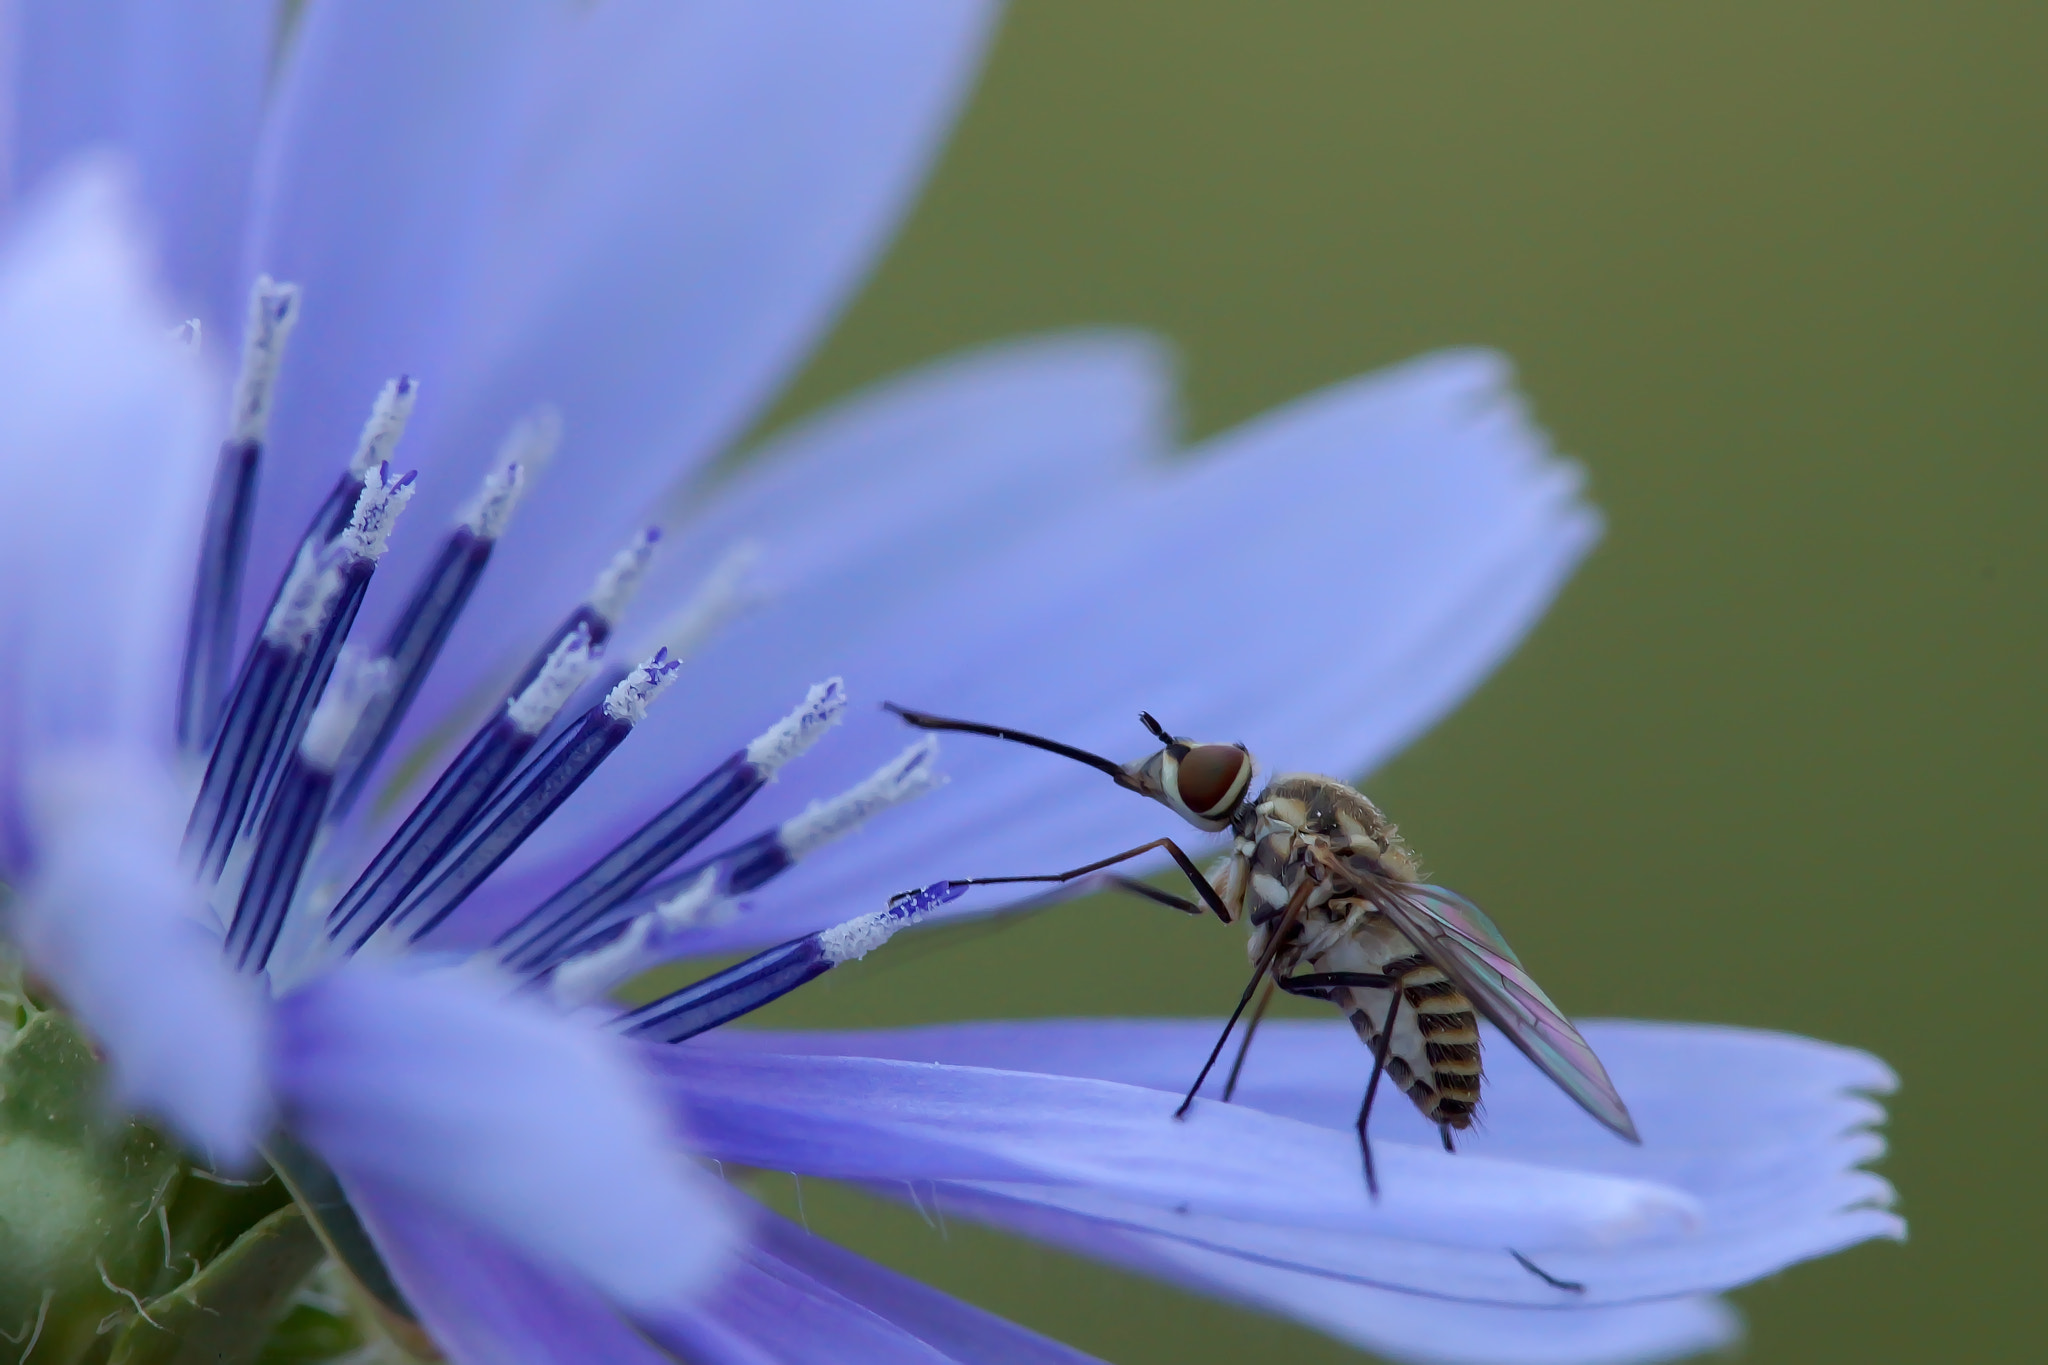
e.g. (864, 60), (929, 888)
(1175, 744), (1249, 817)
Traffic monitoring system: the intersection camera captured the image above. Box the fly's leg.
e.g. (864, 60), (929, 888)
(1510, 1250), (1586, 1294)
(1176, 877), (1316, 1117)
(1220, 978), (1276, 1103)
(1356, 986), (1405, 1199)
(1224, 971), (1399, 1103)
(1278, 971), (1395, 994)
(940, 837), (1234, 922)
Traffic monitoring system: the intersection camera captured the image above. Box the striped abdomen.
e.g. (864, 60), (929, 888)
(1311, 926), (1482, 1129)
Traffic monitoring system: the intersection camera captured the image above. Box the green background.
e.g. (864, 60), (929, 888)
(733, 5), (2043, 1363)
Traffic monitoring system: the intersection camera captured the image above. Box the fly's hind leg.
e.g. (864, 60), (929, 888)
(1510, 1250), (1586, 1294)
(1220, 978), (1276, 1103)
(1224, 970), (1397, 1105)
(1354, 986), (1405, 1199)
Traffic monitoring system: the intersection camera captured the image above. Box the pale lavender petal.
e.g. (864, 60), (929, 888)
(273, 962), (735, 1310)
(643, 1204), (1103, 1365)
(474, 349), (1596, 957)
(0, 163), (264, 1158)
(11, 0), (274, 333)
(438, 331), (1175, 932)
(350, 1177), (677, 1365)
(242, 0), (996, 714)
(939, 1192), (1740, 1365)
(649, 1046), (1697, 1255)
(717, 1020), (1898, 1303)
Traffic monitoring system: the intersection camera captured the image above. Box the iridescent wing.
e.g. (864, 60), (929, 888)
(1368, 876), (1639, 1142)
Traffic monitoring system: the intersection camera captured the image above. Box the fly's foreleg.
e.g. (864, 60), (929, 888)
(935, 837), (1235, 922)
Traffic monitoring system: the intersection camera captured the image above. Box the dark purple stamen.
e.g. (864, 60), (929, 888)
(225, 754), (333, 972)
(530, 826), (791, 978)
(235, 553), (374, 843)
(327, 710), (548, 950)
(381, 654), (677, 942)
(328, 527), (496, 817)
(619, 882), (961, 1044)
(493, 751), (766, 972)
(176, 436), (261, 752)
(184, 625), (306, 878)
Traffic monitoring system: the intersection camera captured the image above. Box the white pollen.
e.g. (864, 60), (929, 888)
(262, 543), (346, 650)
(548, 867), (732, 1009)
(602, 650), (680, 725)
(586, 528), (660, 626)
(744, 679), (847, 777)
(505, 624), (598, 735)
(497, 406), (562, 474)
(457, 461), (527, 540)
(817, 901), (930, 965)
(347, 376), (419, 477)
(778, 737), (944, 862)
(654, 867), (732, 931)
(635, 542), (762, 663)
(549, 915), (653, 1010)
(336, 464), (417, 562)
(299, 649), (394, 772)
(228, 276), (300, 445)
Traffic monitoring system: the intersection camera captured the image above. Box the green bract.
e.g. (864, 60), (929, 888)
(0, 970), (388, 1365)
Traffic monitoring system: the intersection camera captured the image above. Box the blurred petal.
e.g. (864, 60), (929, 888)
(351, 1177), (677, 1365)
(0, 162), (262, 1157)
(0, 158), (216, 806)
(10, 0), (275, 333)
(649, 1046), (1697, 1255)
(243, 0), (996, 713)
(273, 963), (735, 1311)
(473, 347), (1595, 956)
(644, 1203), (1104, 1365)
(442, 330), (1176, 928)
(17, 750), (269, 1160)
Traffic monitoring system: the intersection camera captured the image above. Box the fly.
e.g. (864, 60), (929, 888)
(886, 704), (1640, 1200)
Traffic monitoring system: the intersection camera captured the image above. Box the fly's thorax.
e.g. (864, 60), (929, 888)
(1255, 773), (1420, 881)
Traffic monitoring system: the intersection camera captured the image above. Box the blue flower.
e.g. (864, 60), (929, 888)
(0, 5), (1899, 1363)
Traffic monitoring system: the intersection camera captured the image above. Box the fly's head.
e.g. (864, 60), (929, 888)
(1124, 711), (1256, 833)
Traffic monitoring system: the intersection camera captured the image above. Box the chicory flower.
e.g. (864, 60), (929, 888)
(0, 4), (1899, 1364)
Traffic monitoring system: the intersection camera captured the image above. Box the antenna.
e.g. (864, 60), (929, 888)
(884, 704), (1138, 789)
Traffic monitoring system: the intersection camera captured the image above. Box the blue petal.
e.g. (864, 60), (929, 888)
(940, 1195), (1742, 1365)
(709, 1019), (1896, 1352)
(648, 1045), (1698, 1255)
(241, 0), (997, 728)
(349, 1176), (680, 1365)
(643, 1203), (1105, 1365)
(0, 163), (265, 1159)
(272, 962), (734, 1311)
(10, 0), (275, 336)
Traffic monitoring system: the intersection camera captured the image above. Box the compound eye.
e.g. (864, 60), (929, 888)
(1174, 744), (1250, 818)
